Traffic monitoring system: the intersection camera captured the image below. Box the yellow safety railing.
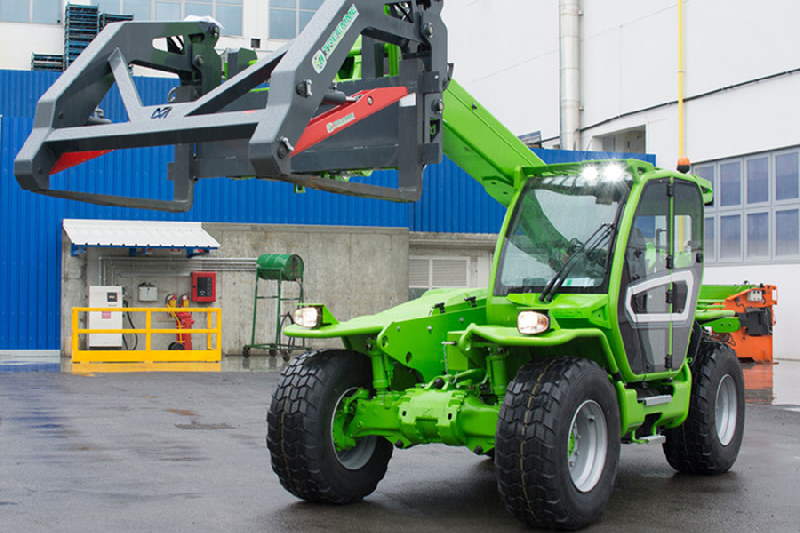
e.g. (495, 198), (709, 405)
(71, 307), (221, 373)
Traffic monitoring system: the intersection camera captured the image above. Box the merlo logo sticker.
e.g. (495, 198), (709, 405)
(312, 4), (359, 74)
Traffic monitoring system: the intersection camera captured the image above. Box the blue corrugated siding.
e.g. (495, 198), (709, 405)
(409, 160), (507, 234)
(0, 70), (655, 350)
(1, 117), (66, 349)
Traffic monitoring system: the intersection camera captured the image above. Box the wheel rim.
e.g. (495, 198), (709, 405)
(331, 388), (377, 470)
(715, 374), (738, 446)
(568, 400), (608, 493)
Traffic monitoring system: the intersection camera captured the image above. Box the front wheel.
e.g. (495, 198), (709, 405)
(267, 349), (393, 504)
(495, 357), (621, 530)
(663, 342), (745, 474)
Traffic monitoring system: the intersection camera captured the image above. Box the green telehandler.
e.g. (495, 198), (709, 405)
(277, 141), (745, 530)
(15, 1), (746, 529)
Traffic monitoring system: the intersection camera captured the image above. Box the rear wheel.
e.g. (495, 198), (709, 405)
(496, 357), (620, 530)
(663, 342), (745, 474)
(267, 349), (392, 503)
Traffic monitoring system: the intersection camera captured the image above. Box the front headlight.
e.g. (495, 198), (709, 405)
(294, 307), (321, 328)
(517, 310), (549, 335)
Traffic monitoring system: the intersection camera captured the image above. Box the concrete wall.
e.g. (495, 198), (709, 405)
(62, 223), (409, 357)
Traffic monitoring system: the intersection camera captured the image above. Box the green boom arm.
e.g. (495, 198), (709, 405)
(442, 80), (545, 207)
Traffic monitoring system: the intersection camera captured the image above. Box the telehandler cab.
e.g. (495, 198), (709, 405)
(16, 1), (746, 529)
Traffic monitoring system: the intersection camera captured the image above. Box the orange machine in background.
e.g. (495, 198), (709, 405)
(700, 284), (777, 364)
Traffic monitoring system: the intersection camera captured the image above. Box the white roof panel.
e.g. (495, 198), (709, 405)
(63, 219), (220, 249)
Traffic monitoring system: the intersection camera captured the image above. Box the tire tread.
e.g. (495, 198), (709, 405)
(267, 349), (391, 504)
(663, 342), (745, 474)
(496, 357), (619, 530)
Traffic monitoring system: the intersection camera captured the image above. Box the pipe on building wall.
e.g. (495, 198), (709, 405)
(559, 0), (582, 150)
(99, 256), (259, 286)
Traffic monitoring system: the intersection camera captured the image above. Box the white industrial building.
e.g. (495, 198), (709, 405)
(1, 0), (797, 360)
(443, 0), (800, 360)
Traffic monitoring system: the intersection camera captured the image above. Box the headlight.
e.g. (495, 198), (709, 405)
(602, 163), (626, 181)
(582, 164), (630, 183)
(517, 310), (549, 335)
(581, 166), (600, 182)
(294, 307), (321, 328)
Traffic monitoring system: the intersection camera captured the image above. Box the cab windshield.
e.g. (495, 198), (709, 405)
(495, 172), (630, 296)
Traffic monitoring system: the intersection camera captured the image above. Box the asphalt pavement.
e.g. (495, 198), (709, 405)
(1, 360), (799, 533)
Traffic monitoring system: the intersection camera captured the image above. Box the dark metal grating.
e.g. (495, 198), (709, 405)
(31, 54), (64, 72)
(100, 13), (134, 29)
(64, 4), (100, 67)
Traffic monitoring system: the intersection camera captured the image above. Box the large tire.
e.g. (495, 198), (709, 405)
(267, 349), (393, 504)
(496, 357), (621, 530)
(663, 342), (745, 474)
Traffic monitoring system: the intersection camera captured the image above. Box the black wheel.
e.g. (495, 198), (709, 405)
(663, 342), (745, 474)
(168, 341), (184, 350)
(496, 357), (620, 530)
(267, 349), (393, 504)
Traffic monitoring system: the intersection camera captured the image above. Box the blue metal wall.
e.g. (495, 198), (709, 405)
(0, 70), (655, 350)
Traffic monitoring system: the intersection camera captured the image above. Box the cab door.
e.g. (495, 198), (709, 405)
(617, 178), (704, 375)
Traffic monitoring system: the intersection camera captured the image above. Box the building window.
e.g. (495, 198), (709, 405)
(697, 147), (800, 265)
(719, 161), (741, 207)
(155, 1), (181, 20)
(270, 0), (322, 40)
(746, 157), (769, 205)
(1, 0), (61, 24)
(704, 216), (715, 262)
(123, 0), (152, 20)
(719, 214), (741, 261)
(409, 257), (469, 300)
(776, 151), (799, 202)
(94, 0), (242, 35)
(695, 165), (714, 185)
(746, 212), (769, 258)
(776, 209), (799, 257)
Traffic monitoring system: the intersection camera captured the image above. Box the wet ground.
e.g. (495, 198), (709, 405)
(1, 356), (799, 532)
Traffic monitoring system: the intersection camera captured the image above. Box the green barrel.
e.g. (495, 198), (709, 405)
(256, 254), (304, 281)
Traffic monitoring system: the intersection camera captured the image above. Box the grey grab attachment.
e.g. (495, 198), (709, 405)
(15, 0), (448, 212)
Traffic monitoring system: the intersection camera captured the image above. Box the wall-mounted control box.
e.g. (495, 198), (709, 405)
(191, 271), (216, 302)
(138, 284), (158, 302)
